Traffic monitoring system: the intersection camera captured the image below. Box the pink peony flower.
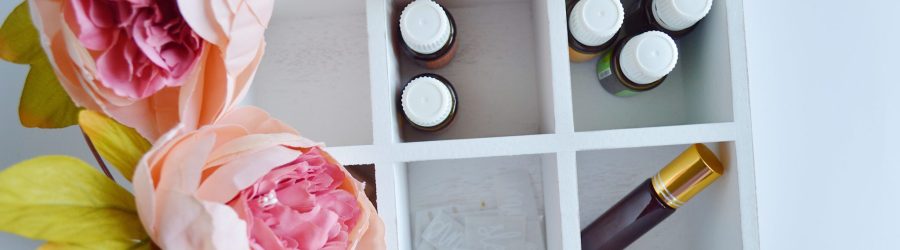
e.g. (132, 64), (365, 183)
(28, 0), (272, 140)
(133, 106), (386, 250)
(66, 0), (203, 99)
(230, 148), (363, 250)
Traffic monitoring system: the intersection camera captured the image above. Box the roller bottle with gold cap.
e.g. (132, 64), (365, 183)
(580, 144), (724, 250)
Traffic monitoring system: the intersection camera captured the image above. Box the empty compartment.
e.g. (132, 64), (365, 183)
(252, 1), (373, 146)
(388, 0), (556, 142)
(404, 154), (557, 249)
(576, 142), (742, 249)
(570, 0), (734, 131)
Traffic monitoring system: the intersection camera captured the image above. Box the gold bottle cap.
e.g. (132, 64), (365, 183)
(651, 144), (724, 209)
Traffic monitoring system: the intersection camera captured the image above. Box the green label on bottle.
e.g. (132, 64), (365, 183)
(596, 50), (613, 80)
(615, 89), (639, 97)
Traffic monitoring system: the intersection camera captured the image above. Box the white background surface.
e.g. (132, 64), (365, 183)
(744, 0), (900, 249)
(1, 0), (899, 249)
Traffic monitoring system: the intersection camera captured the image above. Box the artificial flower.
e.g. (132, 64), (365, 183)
(133, 106), (386, 250)
(27, 0), (272, 140)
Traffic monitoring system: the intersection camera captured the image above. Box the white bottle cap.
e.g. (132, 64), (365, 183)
(401, 76), (454, 127)
(569, 0), (624, 47)
(653, 0), (713, 31)
(400, 0), (452, 55)
(619, 31), (678, 84)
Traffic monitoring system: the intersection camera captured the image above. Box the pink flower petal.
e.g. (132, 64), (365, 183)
(86, 0), (115, 28)
(245, 0), (274, 28)
(278, 206), (337, 250)
(248, 216), (284, 250)
(65, 0), (115, 50)
(154, 189), (249, 250)
(156, 130), (216, 193)
(276, 181), (315, 211)
(176, 0), (226, 46)
(95, 36), (140, 98)
(224, 3), (264, 74)
(195, 145), (300, 203)
(204, 133), (306, 167)
(131, 12), (168, 68)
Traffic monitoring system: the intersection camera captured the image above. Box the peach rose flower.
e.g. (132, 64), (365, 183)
(133, 106), (385, 250)
(28, 0), (272, 140)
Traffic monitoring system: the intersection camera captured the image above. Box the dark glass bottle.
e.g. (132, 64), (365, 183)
(581, 144), (724, 250)
(621, 0), (713, 39)
(399, 73), (458, 132)
(399, 0), (458, 69)
(581, 179), (673, 250)
(566, 0), (624, 62)
(596, 31), (677, 97)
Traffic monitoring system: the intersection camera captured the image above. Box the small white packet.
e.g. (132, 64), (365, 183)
(422, 211), (465, 249)
(413, 210), (435, 249)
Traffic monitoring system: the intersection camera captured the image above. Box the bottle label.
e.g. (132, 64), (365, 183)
(596, 50), (613, 80)
(616, 89), (640, 97)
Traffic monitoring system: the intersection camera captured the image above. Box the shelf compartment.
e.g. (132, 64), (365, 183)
(569, 0), (734, 132)
(385, 0), (557, 143)
(251, 1), (373, 146)
(346, 164), (378, 210)
(401, 153), (561, 249)
(575, 142), (742, 249)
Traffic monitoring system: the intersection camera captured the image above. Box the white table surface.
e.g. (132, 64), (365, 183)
(2, 0), (898, 249)
(744, 0), (900, 249)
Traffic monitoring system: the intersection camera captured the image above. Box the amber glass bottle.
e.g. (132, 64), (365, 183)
(621, 0), (713, 38)
(399, 0), (458, 69)
(566, 0), (624, 62)
(581, 144), (724, 250)
(399, 73), (458, 132)
(597, 30), (678, 97)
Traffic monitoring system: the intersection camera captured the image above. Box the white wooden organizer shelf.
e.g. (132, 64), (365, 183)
(250, 0), (757, 249)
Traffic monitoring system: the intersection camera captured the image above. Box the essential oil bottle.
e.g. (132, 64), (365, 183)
(399, 0), (458, 69)
(597, 30), (677, 97)
(621, 0), (713, 38)
(567, 0), (624, 62)
(581, 144), (724, 250)
(399, 73), (458, 132)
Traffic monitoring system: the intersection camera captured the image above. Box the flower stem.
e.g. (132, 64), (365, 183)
(80, 127), (115, 182)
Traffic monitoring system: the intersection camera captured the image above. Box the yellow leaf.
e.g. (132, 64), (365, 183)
(0, 1), (42, 64)
(79, 110), (151, 181)
(19, 55), (80, 128)
(1, 1), (80, 128)
(0, 156), (147, 245)
(38, 239), (151, 250)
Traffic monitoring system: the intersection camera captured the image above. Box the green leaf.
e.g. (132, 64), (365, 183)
(79, 110), (151, 182)
(19, 55), (80, 128)
(0, 156), (147, 245)
(0, 1), (42, 64)
(1, 1), (80, 128)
